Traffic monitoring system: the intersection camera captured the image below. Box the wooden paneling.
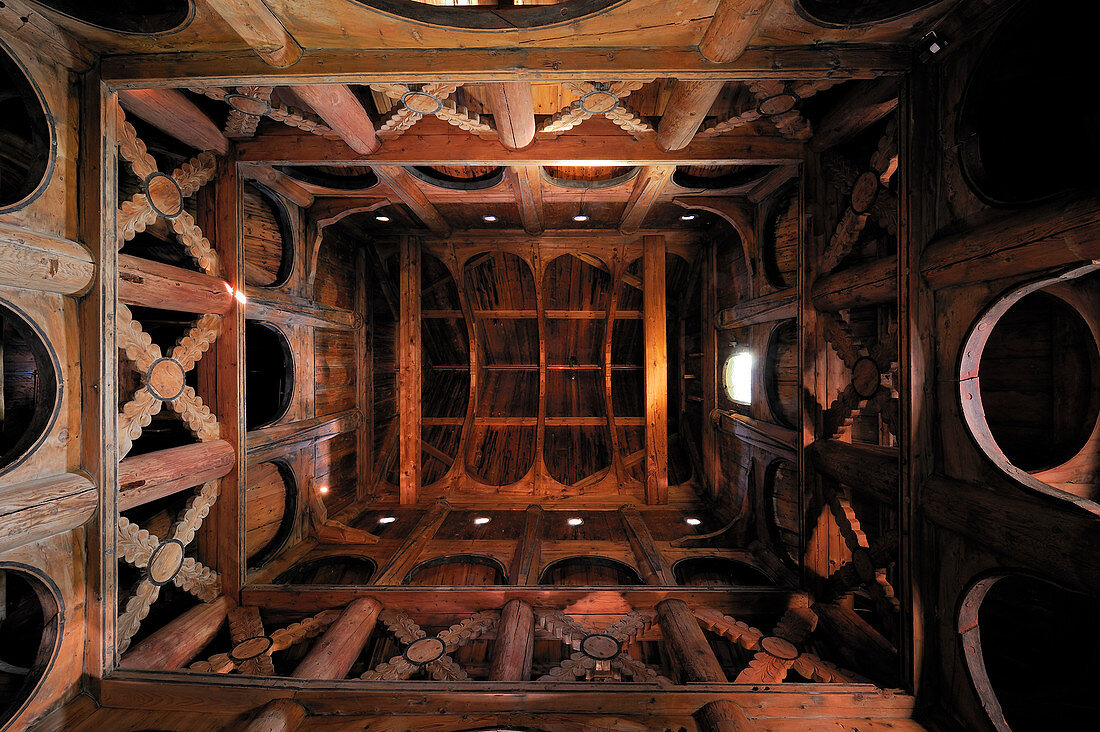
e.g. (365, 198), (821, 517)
(314, 329), (356, 416)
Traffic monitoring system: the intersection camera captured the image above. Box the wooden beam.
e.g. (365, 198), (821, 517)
(0, 221), (94, 296)
(117, 88), (228, 155)
(811, 77), (899, 152)
(619, 505), (676, 585)
(245, 165), (315, 208)
(809, 439), (899, 506)
(371, 500), (451, 585)
(247, 289), (358, 330)
(656, 599), (728, 683)
(118, 596), (232, 671)
(699, 0), (777, 63)
(205, 0), (303, 68)
(508, 505), (544, 586)
(292, 597), (382, 680)
(811, 255), (897, 312)
(0, 473), (96, 554)
(717, 288), (796, 329)
(247, 410), (360, 463)
(398, 235), (422, 506)
(694, 701), (754, 732)
(118, 254), (234, 315)
(118, 440), (235, 511)
(620, 165), (675, 234)
(643, 234), (669, 505)
(375, 166), (451, 235)
(812, 602), (898, 686)
(657, 81), (726, 152)
(290, 84), (380, 155)
(701, 241), (720, 499)
(243, 699), (307, 732)
(485, 82), (536, 150)
(489, 599), (535, 681)
(507, 165), (544, 235)
(714, 411), (797, 460)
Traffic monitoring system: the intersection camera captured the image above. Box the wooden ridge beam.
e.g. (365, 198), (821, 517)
(507, 165), (544, 236)
(811, 77), (899, 152)
(717, 288), (797, 329)
(700, 0), (777, 63)
(247, 409), (360, 463)
(118, 254), (234, 315)
(205, 0), (303, 68)
(291, 84), (380, 155)
(0, 472), (96, 554)
(713, 410), (797, 460)
(811, 255), (897, 312)
(620, 165), (675, 234)
(809, 439), (899, 506)
(119, 596), (232, 671)
(643, 234), (669, 505)
(117, 88), (228, 156)
(375, 166), (450, 235)
(0, 221), (95, 296)
(247, 288), (358, 330)
(486, 82), (536, 151)
(118, 440), (236, 511)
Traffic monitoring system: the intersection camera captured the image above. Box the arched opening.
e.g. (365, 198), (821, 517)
(275, 555), (376, 585)
(543, 165), (638, 190)
(275, 165), (379, 192)
(673, 557), (773, 587)
(957, 1), (1099, 205)
(795, 0), (942, 26)
(32, 1), (192, 33)
(0, 566), (61, 728)
(538, 556), (642, 586)
(0, 40), (52, 211)
(761, 184), (798, 290)
(352, 0), (623, 30)
(243, 183), (294, 288)
(403, 555), (506, 586)
(245, 321), (294, 430)
(959, 574), (1100, 731)
(244, 461), (297, 568)
(672, 164), (771, 191)
(765, 458), (801, 568)
(764, 319), (799, 429)
(0, 301), (59, 474)
(409, 165), (505, 191)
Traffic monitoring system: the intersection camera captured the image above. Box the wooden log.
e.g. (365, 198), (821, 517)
(714, 410), (796, 460)
(620, 165), (675, 233)
(118, 440), (235, 511)
(247, 409), (360, 463)
(0, 221), (94, 296)
(119, 596), (232, 670)
(371, 500), (451, 585)
(657, 81), (726, 152)
(206, 0), (303, 68)
(644, 234), (669, 505)
(117, 88), (229, 155)
(812, 602), (898, 686)
(488, 599), (535, 681)
(398, 235), (421, 506)
(811, 255), (897, 312)
(508, 505), (544, 586)
(292, 597), (382, 680)
(811, 77), (899, 152)
(247, 289), (358, 330)
(619, 504), (676, 585)
(118, 254), (233, 315)
(0, 473), (97, 554)
(375, 166), (451, 234)
(809, 439), (898, 506)
(242, 699), (307, 732)
(485, 82), (536, 150)
(291, 84), (379, 155)
(694, 700), (754, 732)
(507, 165), (544, 235)
(656, 599), (728, 683)
(920, 194), (1100, 289)
(700, 0), (776, 63)
(717, 288), (796, 329)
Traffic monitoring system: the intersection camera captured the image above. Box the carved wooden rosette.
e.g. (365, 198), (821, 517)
(189, 85), (335, 139)
(370, 82), (495, 141)
(535, 609), (670, 683)
(542, 80), (653, 135)
(693, 605), (865, 684)
(700, 79), (842, 141)
(360, 609), (499, 681)
(188, 605), (341, 674)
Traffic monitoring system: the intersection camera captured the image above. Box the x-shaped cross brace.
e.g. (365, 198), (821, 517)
(360, 609), (499, 681)
(542, 80), (652, 135)
(701, 79), (843, 141)
(820, 311), (899, 440)
(188, 85), (335, 140)
(189, 605), (340, 674)
(535, 609), (671, 684)
(371, 82), (494, 140)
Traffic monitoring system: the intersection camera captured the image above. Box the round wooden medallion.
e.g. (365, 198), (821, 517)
(144, 171), (184, 218)
(852, 356), (882, 399)
(401, 90), (444, 116)
(579, 90), (619, 115)
(147, 538), (185, 586)
(850, 170), (881, 214)
(229, 635), (274, 663)
(759, 635), (800, 661)
(757, 93), (799, 117)
(580, 633), (621, 661)
(404, 636), (445, 665)
(226, 93), (271, 117)
(146, 357), (186, 401)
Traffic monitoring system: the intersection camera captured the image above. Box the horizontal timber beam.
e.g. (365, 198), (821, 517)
(117, 88), (229, 155)
(247, 410), (360, 463)
(0, 221), (95, 296)
(119, 254), (234, 314)
(118, 440), (235, 511)
(809, 439), (899, 506)
(101, 47), (910, 88)
(0, 472), (96, 553)
(247, 288), (358, 329)
(717, 288), (797, 329)
(811, 255), (897, 311)
(713, 410), (797, 460)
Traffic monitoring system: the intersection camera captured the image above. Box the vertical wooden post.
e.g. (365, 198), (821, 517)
(701, 238), (720, 499)
(643, 234), (669, 504)
(694, 700), (755, 732)
(398, 235), (421, 505)
(488, 599), (535, 681)
(356, 246), (372, 500)
(292, 597), (382, 679)
(508, 504), (544, 585)
(80, 72), (119, 680)
(655, 599), (727, 683)
(619, 504), (675, 585)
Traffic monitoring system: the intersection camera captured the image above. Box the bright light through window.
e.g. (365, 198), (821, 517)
(724, 352), (753, 404)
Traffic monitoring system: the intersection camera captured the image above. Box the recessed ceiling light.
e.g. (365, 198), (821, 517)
(483, 215), (498, 223)
(378, 516), (396, 524)
(680, 214), (696, 221)
(685, 517), (701, 526)
(318, 485), (329, 494)
(572, 214), (590, 222)
(375, 215), (391, 222)
(567, 517), (584, 526)
(473, 517), (491, 525)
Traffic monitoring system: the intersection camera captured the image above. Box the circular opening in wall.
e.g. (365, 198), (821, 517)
(765, 458), (801, 568)
(354, 0), (624, 30)
(245, 461), (297, 567)
(542, 165), (639, 190)
(671, 164), (772, 191)
(408, 165), (505, 191)
(31, 1), (193, 34)
(764, 319), (799, 429)
(274, 165), (379, 192)
(0, 301), (60, 475)
(761, 184), (799, 289)
(243, 183), (294, 288)
(245, 321), (294, 430)
(0, 40), (53, 212)
(0, 566), (62, 727)
(275, 555), (376, 585)
(673, 557), (773, 586)
(794, 0), (943, 27)
(403, 555), (506, 586)
(723, 350), (753, 406)
(538, 556), (642, 586)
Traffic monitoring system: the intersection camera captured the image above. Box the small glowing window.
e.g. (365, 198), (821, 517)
(724, 351), (754, 404)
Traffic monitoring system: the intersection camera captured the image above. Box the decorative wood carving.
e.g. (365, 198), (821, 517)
(542, 81), (653, 135)
(535, 608), (670, 684)
(360, 609), (498, 681)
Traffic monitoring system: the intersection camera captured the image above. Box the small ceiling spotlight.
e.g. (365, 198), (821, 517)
(918, 31), (947, 62)
(567, 517), (584, 527)
(572, 214), (590, 222)
(378, 516), (396, 524)
(375, 215), (391, 223)
(483, 215), (498, 223)
(473, 517), (491, 525)
(318, 485), (329, 494)
(685, 517), (702, 526)
(680, 214), (697, 221)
